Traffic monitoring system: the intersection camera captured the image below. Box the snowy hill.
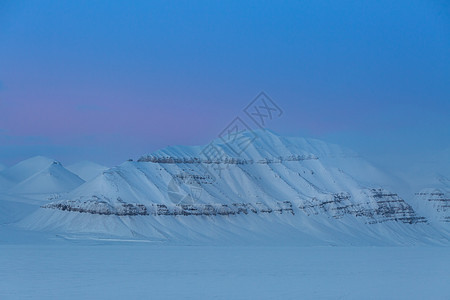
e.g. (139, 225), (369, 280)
(396, 149), (450, 227)
(0, 156), (85, 194)
(412, 175), (450, 226)
(8, 161), (85, 194)
(19, 131), (450, 245)
(1, 156), (56, 183)
(67, 161), (108, 181)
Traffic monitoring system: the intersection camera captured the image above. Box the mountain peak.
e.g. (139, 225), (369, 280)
(147, 130), (356, 163)
(1, 156), (57, 182)
(8, 159), (84, 194)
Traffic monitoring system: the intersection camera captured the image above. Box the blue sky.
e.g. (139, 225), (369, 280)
(0, 0), (449, 168)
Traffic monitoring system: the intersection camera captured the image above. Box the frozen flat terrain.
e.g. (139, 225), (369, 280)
(0, 240), (449, 299)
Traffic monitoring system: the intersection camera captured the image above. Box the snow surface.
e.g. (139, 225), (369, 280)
(0, 131), (449, 299)
(8, 162), (84, 194)
(394, 149), (450, 227)
(0, 241), (448, 299)
(1, 131), (448, 246)
(0, 156), (85, 194)
(17, 130), (447, 245)
(66, 161), (108, 181)
(1, 156), (57, 182)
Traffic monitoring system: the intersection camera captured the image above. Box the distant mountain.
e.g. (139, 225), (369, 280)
(412, 174), (450, 226)
(1, 156), (57, 183)
(9, 161), (85, 194)
(1, 156), (85, 194)
(396, 148), (450, 226)
(20, 131), (450, 245)
(66, 161), (108, 181)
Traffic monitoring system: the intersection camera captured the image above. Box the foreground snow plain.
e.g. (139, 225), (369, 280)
(0, 229), (449, 299)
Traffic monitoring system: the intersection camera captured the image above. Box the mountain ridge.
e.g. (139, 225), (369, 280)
(0, 156), (85, 194)
(14, 130), (450, 245)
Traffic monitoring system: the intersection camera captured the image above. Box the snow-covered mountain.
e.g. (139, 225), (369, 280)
(8, 161), (85, 194)
(1, 156), (57, 183)
(412, 174), (450, 226)
(66, 161), (108, 181)
(0, 156), (85, 194)
(395, 149), (450, 226)
(20, 130), (449, 245)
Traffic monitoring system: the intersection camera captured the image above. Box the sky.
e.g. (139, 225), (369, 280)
(0, 0), (449, 169)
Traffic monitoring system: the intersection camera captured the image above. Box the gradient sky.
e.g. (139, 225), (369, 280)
(1, 0), (449, 169)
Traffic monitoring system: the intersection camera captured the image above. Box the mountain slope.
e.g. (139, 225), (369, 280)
(9, 161), (85, 194)
(20, 130), (449, 245)
(413, 176), (450, 227)
(66, 161), (108, 181)
(397, 148), (450, 227)
(1, 156), (85, 194)
(1, 156), (56, 183)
